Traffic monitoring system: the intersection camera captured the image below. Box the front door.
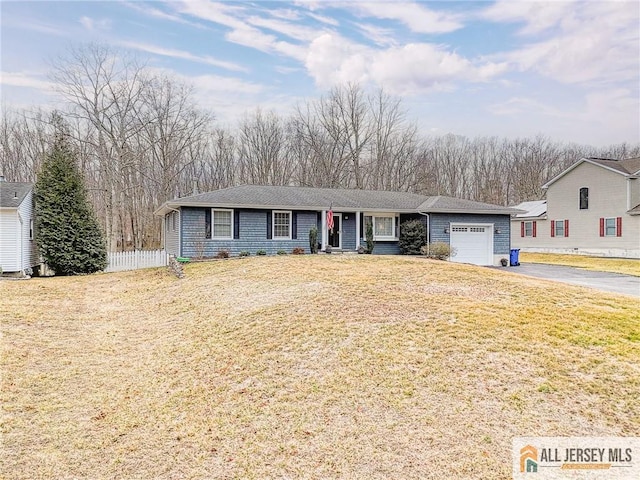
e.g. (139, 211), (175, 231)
(328, 213), (342, 249)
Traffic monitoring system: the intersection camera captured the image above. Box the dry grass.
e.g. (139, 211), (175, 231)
(1, 255), (639, 479)
(520, 252), (640, 276)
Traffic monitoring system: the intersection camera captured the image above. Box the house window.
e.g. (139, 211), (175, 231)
(579, 187), (589, 210)
(273, 211), (291, 239)
(29, 219), (34, 240)
(600, 217), (622, 237)
(212, 209), (233, 238)
(524, 222), (533, 237)
(171, 211), (177, 231)
(365, 214), (399, 240)
(552, 219), (568, 237)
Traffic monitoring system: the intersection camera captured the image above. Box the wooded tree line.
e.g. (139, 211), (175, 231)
(2, 45), (639, 251)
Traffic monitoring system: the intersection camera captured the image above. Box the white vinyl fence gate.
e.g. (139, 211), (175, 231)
(106, 249), (169, 272)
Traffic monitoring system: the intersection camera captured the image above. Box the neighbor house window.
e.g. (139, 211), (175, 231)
(272, 211), (291, 239)
(579, 187), (589, 209)
(171, 211), (177, 231)
(601, 217), (622, 237)
(520, 221), (537, 237)
(29, 219), (34, 240)
(365, 214), (399, 240)
(551, 219), (569, 237)
(212, 209), (233, 238)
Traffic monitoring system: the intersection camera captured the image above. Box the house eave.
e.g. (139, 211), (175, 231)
(543, 158), (632, 189)
(155, 201), (419, 215)
(420, 208), (520, 215)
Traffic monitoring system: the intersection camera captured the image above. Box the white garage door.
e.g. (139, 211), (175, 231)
(449, 224), (493, 265)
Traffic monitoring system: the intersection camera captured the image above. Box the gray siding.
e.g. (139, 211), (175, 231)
(340, 212), (357, 251)
(181, 207), (317, 256)
(164, 210), (180, 256)
(429, 213), (511, 254)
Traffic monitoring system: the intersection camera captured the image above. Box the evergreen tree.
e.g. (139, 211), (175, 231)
(398, 219), (427, 255)
(35, 118), (107, 275)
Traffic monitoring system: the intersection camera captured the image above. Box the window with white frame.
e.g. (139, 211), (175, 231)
(524, 221), (533, 237)
(605, 217), (616, 236)
(554, 220), (565, 237)
(212, 209), (233, 238)
(365, 214), (399, 240)
(29, 219), (34, 240)
(273, 211), (291, 239)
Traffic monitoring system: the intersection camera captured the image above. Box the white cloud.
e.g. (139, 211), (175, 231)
(118, 41), (248, 72)
(350, 2), (463, 34)
(305, 34), (507, 94)
(0, 71), (55, 92)
(79, 16), (111, 32)
(484, 1), (639, 86)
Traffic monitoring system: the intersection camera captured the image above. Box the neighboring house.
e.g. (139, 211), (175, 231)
(510, 200), (547, 250)
(511, 157), (640, 258)
(154, 185), (520, 266)
(0, 178), (38, 274)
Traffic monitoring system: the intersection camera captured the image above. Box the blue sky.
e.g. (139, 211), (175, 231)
(1, 1), (639, 146)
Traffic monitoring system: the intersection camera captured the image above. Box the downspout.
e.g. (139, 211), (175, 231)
(418, 212), (430, 256)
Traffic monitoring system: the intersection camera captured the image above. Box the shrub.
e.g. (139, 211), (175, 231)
(277, 249), (287, 255)
(398, 219), (426, 255)
(256, 249), (267, 256)
(35, 116), (107, 275)
(215, 249), (230, 259)
(421, 242), (456, 260)
(292, 247), (305, 255)
(309, 226), (318, 254)
(365, 220), (375, 254)
(239, 250), (250, 257)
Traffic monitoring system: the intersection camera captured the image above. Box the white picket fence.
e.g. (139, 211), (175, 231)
(106, 249), (169, 272)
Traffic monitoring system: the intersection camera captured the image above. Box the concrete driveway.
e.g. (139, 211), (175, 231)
(505, 263), (640, 297)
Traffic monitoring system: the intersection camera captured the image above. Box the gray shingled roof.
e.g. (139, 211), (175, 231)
(0, 182), (33, 208)
(155, 185), (519, 215)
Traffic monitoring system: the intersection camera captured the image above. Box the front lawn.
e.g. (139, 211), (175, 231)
(519, 252), (640, 276)
(2, 256), (638, 479)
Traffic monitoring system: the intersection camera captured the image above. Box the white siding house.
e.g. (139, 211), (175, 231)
(0, 180), (38, 274)
(511, 157), (640, 258)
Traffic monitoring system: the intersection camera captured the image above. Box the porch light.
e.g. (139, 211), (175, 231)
(444, 227), (450, 234)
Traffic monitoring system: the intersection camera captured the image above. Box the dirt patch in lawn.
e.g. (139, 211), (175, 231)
(520, 252), (640, 277)
(2, 256), (639, 479)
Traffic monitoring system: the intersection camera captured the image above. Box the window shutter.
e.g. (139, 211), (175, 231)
(266, 211), (272, 239)
(233, 211), (240, 239)
(205, 209), (212, 239)
(616, 217), (622, 237)
(533, 221), (537, 238)
(520, 222), (525, 237)
(551, 220), (555, 237)
(360, 213), (364, 238)
(292, 212), (298, 240)
(564, 219), (569, 237)
(599, 218), (605, 237)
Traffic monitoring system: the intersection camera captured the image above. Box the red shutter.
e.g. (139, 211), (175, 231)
(564, 219), (569, 237)
(521, 222), (525, 237)
(551, 220), (555, 237)
(599, 218), (605, 237)
(533, 221), (537, 238)
(616, 217), (622, 237)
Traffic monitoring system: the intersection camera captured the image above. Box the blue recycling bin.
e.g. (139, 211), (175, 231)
(510, 248), (520, 266)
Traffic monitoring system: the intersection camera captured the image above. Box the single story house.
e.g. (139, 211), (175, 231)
(510, 157), (640, 258)
(154, 185), (520, 266)
(0, 178), (38, 274)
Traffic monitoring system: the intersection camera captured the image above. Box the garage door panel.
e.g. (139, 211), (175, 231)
(450, 224), (492, 265)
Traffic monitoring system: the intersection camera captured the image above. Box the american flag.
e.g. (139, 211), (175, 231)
(327, 207), (334, 233)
